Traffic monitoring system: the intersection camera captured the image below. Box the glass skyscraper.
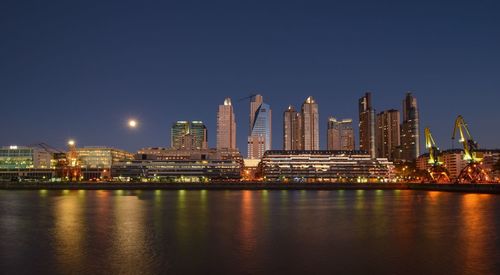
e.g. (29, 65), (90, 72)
(247, 94), (272, 159)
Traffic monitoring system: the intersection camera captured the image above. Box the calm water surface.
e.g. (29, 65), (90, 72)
(0, 190), (499, 274)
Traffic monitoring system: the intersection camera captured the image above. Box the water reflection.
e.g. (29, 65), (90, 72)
(460, 194), (494, 274)
(54, 192), (85, 274)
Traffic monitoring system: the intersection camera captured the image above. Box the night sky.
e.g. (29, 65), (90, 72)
(1, 0), (499, 153)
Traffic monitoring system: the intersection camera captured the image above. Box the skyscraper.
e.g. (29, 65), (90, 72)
(217, 97), (237, 150)
(247, 94), (272, 159)
(400, 92), (420, 161)
(283, 105), (302, 150)
(171, 121), (207, 150)
(376, 110), (400, 160)
(359, 92), (376, 158)
(301, 96), (319, 150)
(327, 117), (355, 151)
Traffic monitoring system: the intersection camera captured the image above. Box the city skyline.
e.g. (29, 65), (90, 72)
(1, 91), (499, 154)
(1, 0), (499, 152)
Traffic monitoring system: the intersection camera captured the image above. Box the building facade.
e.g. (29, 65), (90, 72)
(216, 97), (237, 150)
(261, 150), (394, 182)
(247, 94), (272, 159)
(283, 105), (302, 150)
(359, 92), (376, 158)
(376, 109), (401, 160)
(400, 92), (420, 162)
(0, 145), (52, 169)
(301, 96), (320, 150)
(327, 117), (355, 151)
(171, 121), (208, 150)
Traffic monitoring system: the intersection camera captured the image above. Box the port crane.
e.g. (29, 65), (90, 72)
(423, 127), (450, 183)
(452, 115), (489, 183)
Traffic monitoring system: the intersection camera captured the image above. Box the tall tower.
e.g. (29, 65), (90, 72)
(327, 117), (355, 151)
(301, 96), (319, 150)
(359, 92), (376, 158)
(217, 97), (237, 150)
(171, 121), (207, 150)
(247, 94), (272, 159)
(376, 109), (400, 160)
(283, 105), (302, 150)
(400, 92), (420, 161)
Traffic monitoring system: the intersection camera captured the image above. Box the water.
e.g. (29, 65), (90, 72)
(0, 190), (499, 274)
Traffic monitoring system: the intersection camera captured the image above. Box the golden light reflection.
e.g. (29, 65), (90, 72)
(240, 191), (257, 254)
(54, 194), (84, 273)
(460, 194), (494, 273)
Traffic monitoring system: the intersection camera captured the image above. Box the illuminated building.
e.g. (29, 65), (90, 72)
(171, 121), (208, 150)
(247, 94), (272, 159)
(327, 117), (355, 151)
(137, 147), (242, 163)
(261, 150), (394, 182)
(376, 109), (400, 160)
(113, 148), (243, 182)
(0, 145), (52, 169)
(0, 145), (54, 181)
(301, 96), (320, 150)
(217, 97), (237, 150)
(400, 92), (420, 161)
(76, 147), (134, 168)
(283, 105), (302, 150)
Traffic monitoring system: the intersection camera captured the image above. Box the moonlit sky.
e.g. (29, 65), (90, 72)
(1, 0), (499, 153)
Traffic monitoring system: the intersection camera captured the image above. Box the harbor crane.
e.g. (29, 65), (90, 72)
(452, 115), (489, 183)
(423, 127), (450, 183)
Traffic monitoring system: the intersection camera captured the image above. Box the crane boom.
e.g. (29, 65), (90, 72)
(452, 115), (480, 163)
(425, 128), (442, 166)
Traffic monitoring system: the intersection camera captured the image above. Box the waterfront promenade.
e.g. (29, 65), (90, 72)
(1, 182), (500, 194)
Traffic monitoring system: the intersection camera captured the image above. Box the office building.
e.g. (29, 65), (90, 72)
(301, 96), (320, 150)
(0, 145), (52, 169)
(217, 97), (237, 150)
(376, 109), (401, 160)
(247, 94), (272, 159)
(359, 92), (376, 158)
(283, 105), (302, 150)
(327, 117), (355, 151)
(400, 92), (420, 161)
(171, 121), (208, 150)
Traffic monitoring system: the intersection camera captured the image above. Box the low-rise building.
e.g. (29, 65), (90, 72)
(261, 150), (394, 182)
(112, 159), (241, 182)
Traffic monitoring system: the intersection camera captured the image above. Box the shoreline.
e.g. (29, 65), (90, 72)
(1, 182), (500, 194)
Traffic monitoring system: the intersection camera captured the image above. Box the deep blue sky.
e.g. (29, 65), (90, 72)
(1, 0), (499, 153)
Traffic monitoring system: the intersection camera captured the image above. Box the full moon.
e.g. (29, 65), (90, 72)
(128, 119), (137, 128)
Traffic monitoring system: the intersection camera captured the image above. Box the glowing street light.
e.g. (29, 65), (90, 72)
(68, 139), (75, 146)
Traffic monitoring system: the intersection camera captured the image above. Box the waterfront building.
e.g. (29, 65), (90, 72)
(113, 147), (243, 182)
(376, 109), (400, 160)
(0, 145), (52, 169)
(359, 92), (376, 158)
(217, 98), (237, 150)
(171, 121), (208, 150)
(137, 147), (242, 163)
(283, 105), (302, 150)
(327, 117), (355, 151)
(247, 94), (272, 159)
(0, 145), (54, 181)
(301, 96), (320, 150)
(261, 150), (394, 182)
(400, 92), (420, 161)
(76, 147), (134, 168)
